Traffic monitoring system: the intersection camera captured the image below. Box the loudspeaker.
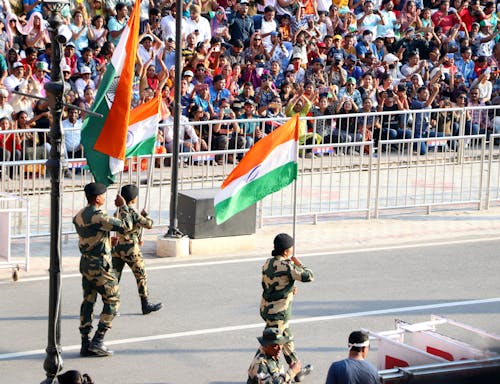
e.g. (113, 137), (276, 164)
(178, 189), (256, 239)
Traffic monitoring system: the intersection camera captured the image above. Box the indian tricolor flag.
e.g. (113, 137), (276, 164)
(81, 2), (140, 186)
(123, 94), (160, 161)
(214, 114), (299, 225)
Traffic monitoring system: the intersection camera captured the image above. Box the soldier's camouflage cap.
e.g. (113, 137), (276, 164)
(84, 182), (107, 196)
(258, 328), (290, 346)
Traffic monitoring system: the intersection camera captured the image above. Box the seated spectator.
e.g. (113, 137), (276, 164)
(21, 46), (38, 73)
(203, 103), (244, 164)
(69, 9), (90, 53)
(76, 47), (100, 84)
(310, 94), (336, 144)
(355, 30), (377, 63)
(211, 6), (231, 42)
(335, 95), (362, 144)
(0, 116), (21, 177)
(23, 12), (49, 50)
(64, 42), (78, 75)
(0, 88), (13, 120)
(238, 99), (263, 150)
(285, 89), (321, 158)
(164, 106), (206, 157)
(453, 92), (480, 137)
(63, 107), (83, 160)
(192, 82), (215, 118)
(264, 95), (285, 134)
(337, 77), (363, 108)
(5, 14), (25, 52)
(304, 57), (327, 88)
(210, 74), (232, 116)
(108, 2), (129, 47)
(4, 61), (27, 94)
(255, 73), (279, 115)
(410, 84), (444, 155)
(344, 54), (363, 82)
(88, 14), (107, 47)
(31, 61), (50, 97)
(471, 68), (493, 104)
(15, 110), (49, 160)
(74, 66), (95, 99)
(268, 32), (291, 69)
(236, 81), (256, 104)
(279, 79), (295, 106)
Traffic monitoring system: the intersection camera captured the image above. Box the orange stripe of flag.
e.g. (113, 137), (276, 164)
(129, 94), (160, 124)
(93, 2), (140, 160)
(221, 114), (299, 189)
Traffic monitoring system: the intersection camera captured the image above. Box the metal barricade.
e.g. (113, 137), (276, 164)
(2, 104), (500, 236)
(0, 192), (30, 271)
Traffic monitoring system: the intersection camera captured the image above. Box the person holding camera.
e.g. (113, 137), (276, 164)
(328, 53), (347, 87)
(356, 0), (385, 37)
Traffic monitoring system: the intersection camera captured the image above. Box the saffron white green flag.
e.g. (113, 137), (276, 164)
(81, 2), (140, 186)
(214, 114), (299, 224)
(115, 94), (160, 171)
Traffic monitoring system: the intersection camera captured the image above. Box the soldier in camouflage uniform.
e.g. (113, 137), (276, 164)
(112, 184), (162, 315)
(73, 182), (133, 357)
(260, 233), (314, 373)
(247, 328), (302, 384)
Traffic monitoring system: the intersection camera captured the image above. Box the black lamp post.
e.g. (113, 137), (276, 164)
(165, 0), (184, 238)
(41, 0), (70, 382)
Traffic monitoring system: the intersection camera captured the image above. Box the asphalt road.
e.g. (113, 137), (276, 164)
(1, 239), (499, 383)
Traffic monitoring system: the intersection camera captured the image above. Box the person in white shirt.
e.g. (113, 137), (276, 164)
(0, 88), (13, 120)
(160, 3), (176, 40)
(260, 6), (279, 51)
(3, 62), (27, 95)
(138, 31), (164, 68)
(184, 4), (211, 44)
(63, 107), (83, 159)
(164, 113), (202, 154)
(74, 66), (96, 98)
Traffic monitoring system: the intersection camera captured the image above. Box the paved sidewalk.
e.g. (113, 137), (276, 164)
(2, 206), (500, 282)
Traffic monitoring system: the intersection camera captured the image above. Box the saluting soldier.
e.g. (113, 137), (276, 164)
(260, 233), (314, 376)
(247, 328), (301, 384)
(73, 182), (133, 357)
(112, 184), (162, 315)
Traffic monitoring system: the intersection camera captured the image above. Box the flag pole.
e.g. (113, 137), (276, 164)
(139, 153), (155, 243)
(292, 161), (298, 258)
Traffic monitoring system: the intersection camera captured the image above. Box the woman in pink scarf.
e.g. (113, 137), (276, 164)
(23, 12), (50, 49)
(5, 14), (25, 50)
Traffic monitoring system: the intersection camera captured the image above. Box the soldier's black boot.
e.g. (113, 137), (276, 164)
(88, 331), (113, 357)
(80, 334), (99, 357)
(141, 297), (163, 315)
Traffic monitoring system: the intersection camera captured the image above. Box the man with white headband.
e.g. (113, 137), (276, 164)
(324, 330), (379, 384)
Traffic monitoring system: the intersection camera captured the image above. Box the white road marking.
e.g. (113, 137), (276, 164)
(5, 235), (500, 284)
(1, 297), (498, 360)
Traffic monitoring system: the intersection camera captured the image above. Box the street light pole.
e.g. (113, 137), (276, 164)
(165, 0), (184, 238)
(41, 0), (70, 382)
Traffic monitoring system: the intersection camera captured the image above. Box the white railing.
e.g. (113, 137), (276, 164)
(1, 104), (500, 237)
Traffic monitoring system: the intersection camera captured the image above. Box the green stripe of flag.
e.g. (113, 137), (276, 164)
(215, 161), (297, 224)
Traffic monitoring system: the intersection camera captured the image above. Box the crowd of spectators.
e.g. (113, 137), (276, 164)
(0, 0), (500, 167)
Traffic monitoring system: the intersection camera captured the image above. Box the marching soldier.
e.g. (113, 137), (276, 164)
(112, 184), (162, 315)
(260, 233), (314, 378)
(247, 328), (302, 384)
(73, 182), (132, 357)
